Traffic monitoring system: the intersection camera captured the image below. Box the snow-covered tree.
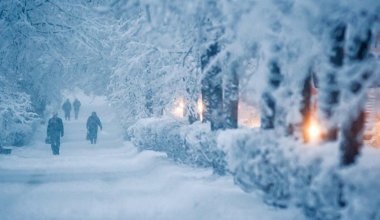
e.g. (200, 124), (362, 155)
(0, 0), (114, 145)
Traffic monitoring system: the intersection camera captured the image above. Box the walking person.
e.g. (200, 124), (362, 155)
(46, 112), (64, 155)
(86, 112), (102, 144)
(73, 98), (81, 120)
(62, 99), (72, 121)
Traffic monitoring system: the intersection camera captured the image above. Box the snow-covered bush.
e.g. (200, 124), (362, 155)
(128, 117), (186, 152)
(0, 77), (38, 146)
(128, 117), (227, 174)
(218, 128), (380, 220)
(181, 121), (226, 174)
(219, 129), (296, 208)
(340, 148), (380, 220)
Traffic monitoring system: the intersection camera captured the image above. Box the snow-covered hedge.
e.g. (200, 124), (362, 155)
(128, 117), (227, 174)
(128, 117), (380, 219)
(218, 129), (380, 220)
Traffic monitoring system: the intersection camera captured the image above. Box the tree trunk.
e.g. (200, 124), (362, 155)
(261, 59), (282, 130)
(224, 62), (239, 129)
(340, 28), (372, 166)
(187, 98), (198, 124)
(145, 89), (153, 116)
(185, 75), (199, 124)
(300, 73), (313, 142)
(341, 111), (366, 165)
(320, 23), (346, 141)
(201, 66), (224, 130)
(200, 42), (224, 131)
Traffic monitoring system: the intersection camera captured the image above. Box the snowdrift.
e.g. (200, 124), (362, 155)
(128, 117), (380, 220)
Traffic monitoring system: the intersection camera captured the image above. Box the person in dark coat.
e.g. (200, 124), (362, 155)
(47, 112), (64, 155)
(62, 99), (72, 121)
(86, 112), (102, 144)
(73, 98), (81, 120)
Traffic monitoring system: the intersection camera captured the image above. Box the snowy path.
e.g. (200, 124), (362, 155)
(0, 97), (303, 220)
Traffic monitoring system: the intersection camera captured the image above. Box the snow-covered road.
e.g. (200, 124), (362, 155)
(0, 96), (304, 220)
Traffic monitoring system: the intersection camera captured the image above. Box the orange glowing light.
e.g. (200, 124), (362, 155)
(172, 97), (185, 118)
(306, 118), (322, 143)
(197, 97), (204, 121)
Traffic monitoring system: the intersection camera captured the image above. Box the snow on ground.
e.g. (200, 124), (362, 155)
(0, 95), (305, 220)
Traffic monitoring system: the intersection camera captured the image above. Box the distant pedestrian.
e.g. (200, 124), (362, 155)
(46, 112), (64, 155)
(62, 99), (72, 121)
(73, 98), (81, 120)
(86, 112), (102, 144)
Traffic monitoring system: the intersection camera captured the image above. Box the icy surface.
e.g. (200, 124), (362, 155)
(0, 96), (304, 220)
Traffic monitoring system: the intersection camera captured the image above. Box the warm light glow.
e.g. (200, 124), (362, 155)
(197, 97), (204, 121)
(306, 119), (322, 143)
(172, 97), (185, 118)
(238, 101), (261, 128)
(244, 118), (261, 128)
(371, 119), (380, 147)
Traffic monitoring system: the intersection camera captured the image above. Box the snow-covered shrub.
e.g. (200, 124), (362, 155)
(218, 128), (380, 219)
(340, 148), (380, 220)
(128, 117), (227, 174)
(180, 122), (227, 174)
(128, 117), (186, 153)
(218, 129), (337, 219)
(0, 77), (38, 146)
(218, 129), (295, 208)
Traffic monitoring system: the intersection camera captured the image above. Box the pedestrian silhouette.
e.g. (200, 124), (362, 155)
(86, 112), (102, 144)
(62, 99), (72, 121)
(46, 112), (64, 155)
(73, 98), (81, 120)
